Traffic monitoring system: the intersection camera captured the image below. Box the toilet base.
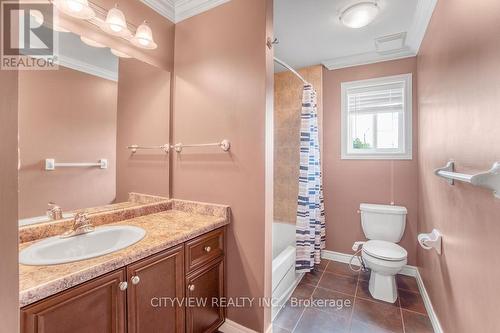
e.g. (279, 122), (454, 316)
(368, 271), (398, 303)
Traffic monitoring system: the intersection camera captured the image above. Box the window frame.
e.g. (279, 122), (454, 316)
(340, 73), (413, 160)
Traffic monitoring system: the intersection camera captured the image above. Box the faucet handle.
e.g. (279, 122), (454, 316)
(74, 212), (90, 225)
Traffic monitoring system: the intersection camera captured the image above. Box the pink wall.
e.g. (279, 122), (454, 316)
(322, 57), (419, 265)
(0, 53), (19, 333)
(417, 0), (500, 331)
(116, 58), (171, 201)
(172, 0), (271, 330)
(18, 67), (117, 218)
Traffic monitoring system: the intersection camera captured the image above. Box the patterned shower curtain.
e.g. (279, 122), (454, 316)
(295, 84), (326, 273)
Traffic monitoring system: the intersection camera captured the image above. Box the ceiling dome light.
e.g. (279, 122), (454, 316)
(101, 5), (130, 37)
(130, 21), (157, 50)
(80, 36), (106, 48)
(110, 48), (131, 58)
(340, 2), (379, 29)
(55, 0), (95, 20)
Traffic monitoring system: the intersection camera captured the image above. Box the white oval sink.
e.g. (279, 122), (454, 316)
(20, 225), (146, 266)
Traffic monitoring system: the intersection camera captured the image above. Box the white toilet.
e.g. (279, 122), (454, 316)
(358, 203), (408, 303)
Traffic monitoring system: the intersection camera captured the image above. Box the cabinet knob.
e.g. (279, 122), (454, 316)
(119, 281), (128, 291)
(131, 275), (140, 285)
(204, 246), (212, 253)
(188, 284), (195, 292)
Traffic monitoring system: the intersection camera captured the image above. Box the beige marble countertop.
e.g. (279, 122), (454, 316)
(20, 203), (229, 307)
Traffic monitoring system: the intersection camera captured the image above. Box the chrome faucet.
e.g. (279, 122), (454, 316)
(47, 202), (63, 221)
(60, 212), (95, 238)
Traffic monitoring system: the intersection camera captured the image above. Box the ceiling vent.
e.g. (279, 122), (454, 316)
(375, 32), (407, 54)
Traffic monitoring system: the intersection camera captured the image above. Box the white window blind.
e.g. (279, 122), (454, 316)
(341, 74), (412, 160)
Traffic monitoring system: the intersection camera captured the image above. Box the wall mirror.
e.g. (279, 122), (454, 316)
(18, 22), (171, 227)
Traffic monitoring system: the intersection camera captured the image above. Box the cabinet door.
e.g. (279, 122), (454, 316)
(186, 257), (225, 333)
(127, 245), (185, 333)
(21, 269), (126, 333)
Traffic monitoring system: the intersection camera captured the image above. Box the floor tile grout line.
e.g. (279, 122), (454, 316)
(290, 260), (329, 333)
(346, 263), (361, 332)
(399, 298), (406, 333)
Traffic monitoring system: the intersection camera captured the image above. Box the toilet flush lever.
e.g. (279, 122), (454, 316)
(352, 241), (365, 251)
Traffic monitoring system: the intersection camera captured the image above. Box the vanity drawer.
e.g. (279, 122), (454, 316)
(185, 228), (224, 273)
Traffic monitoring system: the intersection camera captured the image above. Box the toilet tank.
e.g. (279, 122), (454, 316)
(360, 203), (407, 242)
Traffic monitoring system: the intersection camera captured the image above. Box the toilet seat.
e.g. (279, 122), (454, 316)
(362, 240), (407, 261)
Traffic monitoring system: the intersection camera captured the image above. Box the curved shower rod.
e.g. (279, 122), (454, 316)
(273, 57), (309, 85)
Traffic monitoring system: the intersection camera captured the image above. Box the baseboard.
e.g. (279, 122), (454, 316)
(415, 269), (443, 333)
(322, 250), (442, 333)
(219, 319), (259, 333)
(321, 250), (418, 277)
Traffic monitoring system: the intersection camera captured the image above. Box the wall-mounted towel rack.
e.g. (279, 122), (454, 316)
(45, 158), (108, 171)
(172, 139), (231, 153)
(127, 144), (170, 154)
(434, 160), (500, 198)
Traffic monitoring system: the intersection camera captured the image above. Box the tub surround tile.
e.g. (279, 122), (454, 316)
(19, 199), (230, 307)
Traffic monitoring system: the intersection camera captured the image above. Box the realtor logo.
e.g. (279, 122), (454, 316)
(1, 0), (58, 70)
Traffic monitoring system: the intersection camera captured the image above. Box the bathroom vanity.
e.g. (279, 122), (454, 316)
(19, 198), (229, 333)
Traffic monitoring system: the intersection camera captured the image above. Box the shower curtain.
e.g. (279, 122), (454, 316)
(295, 84), (326, 273)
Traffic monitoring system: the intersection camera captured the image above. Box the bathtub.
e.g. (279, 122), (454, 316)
(272, 221), (304, 320)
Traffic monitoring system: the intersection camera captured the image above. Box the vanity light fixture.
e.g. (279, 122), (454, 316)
(101, 5), (131, 37)
(339, 1), (379, 29)
(31, 9), (70, 32)
(130, 21), (157, 50)
(110, 48), (131, 58)
(54, 0), (95, 20)
(80, 36), (106, 48)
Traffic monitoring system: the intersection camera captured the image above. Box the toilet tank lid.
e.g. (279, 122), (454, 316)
(360, 203), (407, 215)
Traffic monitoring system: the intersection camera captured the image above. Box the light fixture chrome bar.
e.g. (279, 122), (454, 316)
(173, 140), (231, 153)
(45, 159), (108, 170)
(127, 144), (170, 154)
(273, 57), (309, 85)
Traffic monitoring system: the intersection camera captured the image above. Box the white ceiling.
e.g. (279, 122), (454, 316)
(274, 0), (437, 70)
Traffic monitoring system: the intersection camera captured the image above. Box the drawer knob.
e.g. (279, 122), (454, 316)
(131, 275), (140, 285)
(188, 284), (195, 292)
(204, 246), (212, 253)
(119, 282), (128, 291)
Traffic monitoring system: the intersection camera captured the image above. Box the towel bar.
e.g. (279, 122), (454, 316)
(434, 161), (500, 199)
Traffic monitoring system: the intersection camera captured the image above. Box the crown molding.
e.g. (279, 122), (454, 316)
(140, 0), (175, 23)
(323, 0), (437, 70)
(406, 0), (438, 53)
(175, 0), (230, 22)
(57, 55), (118, 82)
(141, 0), (230, 23)
(322, 47), (416, 70)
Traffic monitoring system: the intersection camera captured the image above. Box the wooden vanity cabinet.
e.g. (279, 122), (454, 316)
(21, 227), (226, 333)
(127, 245), (185, 333)
(21, 269), (127, 333)
(185, 257), (225, 333)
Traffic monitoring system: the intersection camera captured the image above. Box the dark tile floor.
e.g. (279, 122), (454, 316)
(273, 260), (434, 333)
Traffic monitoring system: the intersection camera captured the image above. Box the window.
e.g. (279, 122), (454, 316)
(341, 73), (412, 160)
